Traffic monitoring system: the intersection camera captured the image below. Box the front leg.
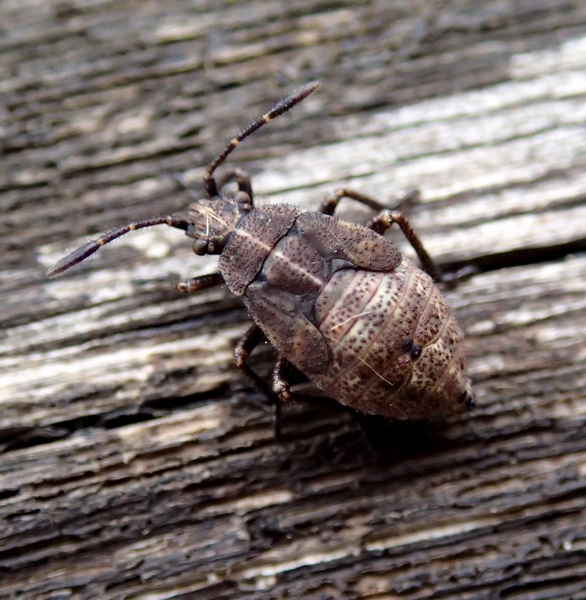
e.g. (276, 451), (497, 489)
(216, 168), (253, 201)
(176, 272), (224, 293)
(170, 168), (253, 202)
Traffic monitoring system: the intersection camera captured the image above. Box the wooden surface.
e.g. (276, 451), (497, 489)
(2, 1), (586, 598)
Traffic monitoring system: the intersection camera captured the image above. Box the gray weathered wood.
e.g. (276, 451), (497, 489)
(1, 1), (586, 598)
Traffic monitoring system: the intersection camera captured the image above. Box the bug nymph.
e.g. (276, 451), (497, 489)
(48, 82), (475, 425)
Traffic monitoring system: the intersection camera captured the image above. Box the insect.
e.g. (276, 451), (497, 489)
(48, 81), (474, 424)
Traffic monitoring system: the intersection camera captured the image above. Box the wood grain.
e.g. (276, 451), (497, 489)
(1, 1), (586, 598)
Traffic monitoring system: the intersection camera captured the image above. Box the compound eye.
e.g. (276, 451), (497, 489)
(193, 239), (208, 255)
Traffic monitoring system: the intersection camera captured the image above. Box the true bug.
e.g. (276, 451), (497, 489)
(48, 82), (474, 423)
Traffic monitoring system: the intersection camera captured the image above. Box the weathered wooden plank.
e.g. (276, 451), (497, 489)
(1, 0), (586, 598)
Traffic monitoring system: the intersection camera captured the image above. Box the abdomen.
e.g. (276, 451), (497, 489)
(310, 258), (472, 419)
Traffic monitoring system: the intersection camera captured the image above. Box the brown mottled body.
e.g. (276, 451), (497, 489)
(221, 205), (472, 420)
(313, 264), (470, 419)
(48, 82), (474, 430)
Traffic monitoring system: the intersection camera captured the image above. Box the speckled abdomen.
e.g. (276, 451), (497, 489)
(311, 257), (473, 419)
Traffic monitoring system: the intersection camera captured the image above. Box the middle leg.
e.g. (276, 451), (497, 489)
(319, 187), (420, 216)
(234, 324), (284, 437)
(320, 188), (442, 282)
(272, 355), (295, 403)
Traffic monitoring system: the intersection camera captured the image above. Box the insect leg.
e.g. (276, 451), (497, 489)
(234, 324), (284, 437)
(366, 210), (443, 282)
(318, 187), (442, 281)
(216, 168), (253, 201)
(319, 188), (419, 216)
(272, 356), (295, 402)
(170, 168), (254, 202)
(234, 325), (270, 394)
(176, 271), (224, 293)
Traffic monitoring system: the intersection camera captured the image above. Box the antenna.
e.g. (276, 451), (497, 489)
(47, 216), (189, 277)
(202, 81), (321, 197)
